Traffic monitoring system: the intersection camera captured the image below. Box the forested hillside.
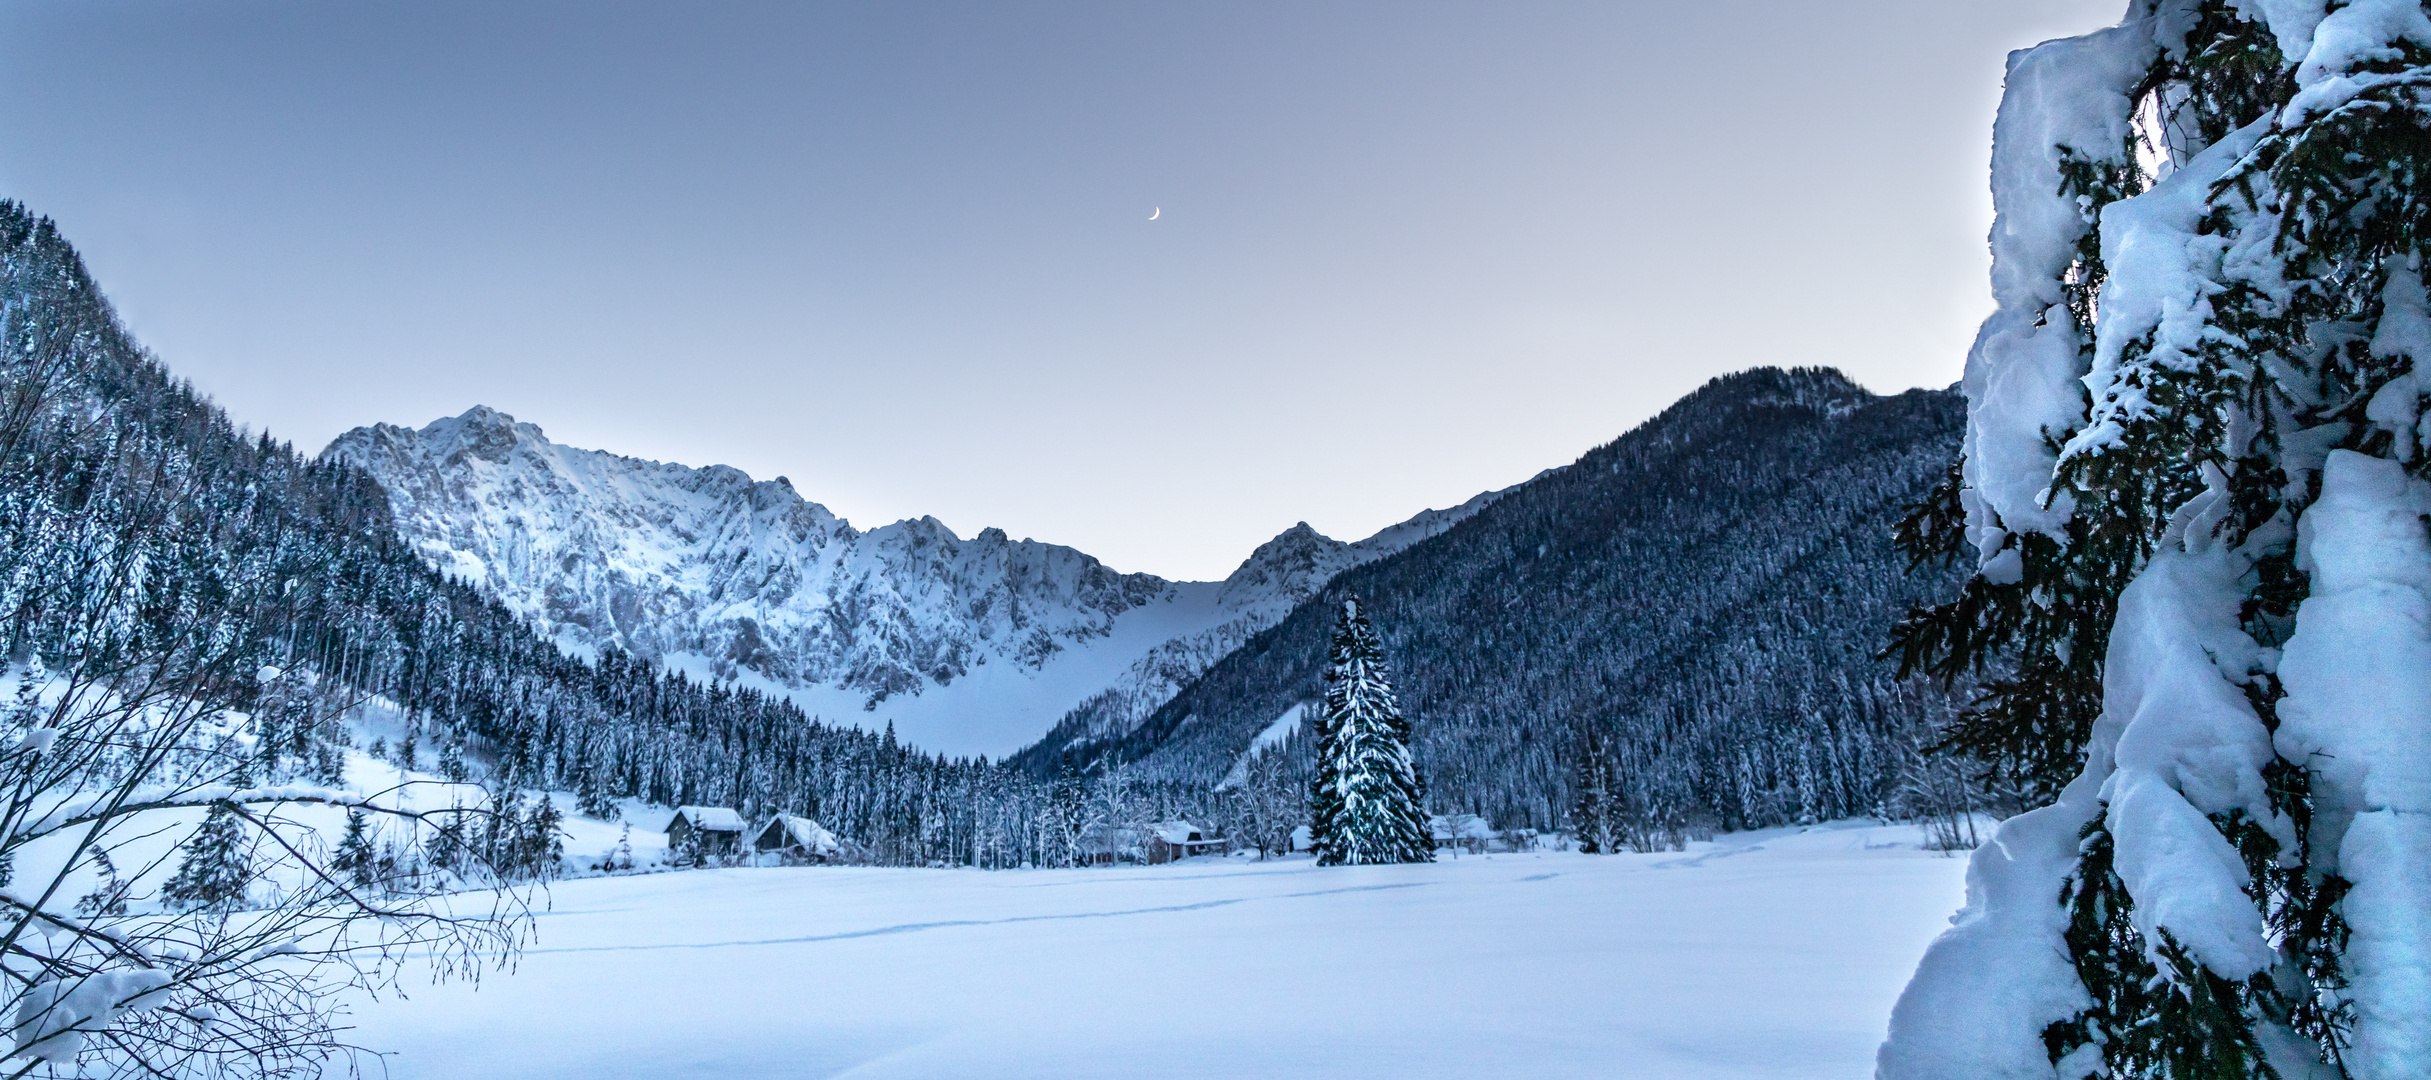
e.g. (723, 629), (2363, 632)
(0, 201), (1045, 866)
(1026, 369), (1971, 836)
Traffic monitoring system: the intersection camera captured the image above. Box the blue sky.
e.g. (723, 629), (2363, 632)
(0, 0), (2121, 579)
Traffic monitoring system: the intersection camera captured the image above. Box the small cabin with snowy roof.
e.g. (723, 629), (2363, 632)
(1144, 820), (1225, 864)
(753, 814), (842, 864)
(667, 806), (746, 862)
(1430, 813), (1495, 855)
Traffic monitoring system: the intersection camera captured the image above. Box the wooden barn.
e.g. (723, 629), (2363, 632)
(1144, 821), (1225, 864)
(753, 814), (843, 864)
(667, 805), (746, 863)
(1077, 821), (1226, 865)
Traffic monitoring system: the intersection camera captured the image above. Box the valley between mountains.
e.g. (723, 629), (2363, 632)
(325, 406), (1509, 758)
(322, 364), (1961, 806)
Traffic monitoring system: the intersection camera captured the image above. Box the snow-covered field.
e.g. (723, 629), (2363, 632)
(341, 821), (1968, 1079)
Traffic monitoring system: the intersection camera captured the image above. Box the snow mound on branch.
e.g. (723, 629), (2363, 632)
(1883, 539), (2286, 1079)
(2226, 0), (2326, 66)
(2094, 545), (2282, 978)
(2294, 0), (2431, 84)
(7, 970), (174, 1063)
(1961, 21), (2154, 560)
(2063, 116), (2271, 464)
(2275, 451), (2431, 1077)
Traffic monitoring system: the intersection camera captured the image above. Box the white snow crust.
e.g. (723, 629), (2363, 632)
(338, 822), (1969, 1080)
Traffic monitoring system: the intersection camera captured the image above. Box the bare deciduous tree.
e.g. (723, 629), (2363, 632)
(0, 651), (533, 1079)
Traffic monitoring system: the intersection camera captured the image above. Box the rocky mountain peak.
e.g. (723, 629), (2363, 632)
(323, 408), (1515, 755)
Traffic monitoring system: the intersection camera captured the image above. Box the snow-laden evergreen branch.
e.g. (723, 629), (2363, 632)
(1883, 3), (2431, 1078)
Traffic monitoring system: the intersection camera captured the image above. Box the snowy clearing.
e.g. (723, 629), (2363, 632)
(340, 821), (1967, 1079)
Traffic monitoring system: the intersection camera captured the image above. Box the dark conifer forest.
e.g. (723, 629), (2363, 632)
(1021, 369), (1978, 840)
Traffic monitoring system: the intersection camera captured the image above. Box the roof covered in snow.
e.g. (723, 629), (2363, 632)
(761, 814), (840, 853)
(675, 805), (746, 832)
(1150, 821), (1209, 845)
(1430, 814), (1495, 841)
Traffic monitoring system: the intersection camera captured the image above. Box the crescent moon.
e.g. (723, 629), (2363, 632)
(1149, 207), (1160, 220)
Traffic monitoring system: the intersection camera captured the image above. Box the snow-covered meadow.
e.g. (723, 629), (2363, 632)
(340, 821), (1968, 1079)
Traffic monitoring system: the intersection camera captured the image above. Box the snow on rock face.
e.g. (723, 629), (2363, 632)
(324, 408), (1502, 756)
(2275, 451), (2431, 1078)
(326, 407), (1159, 698)
(1216, 702), (1308, 790)
(1015, 486), (1511, 762)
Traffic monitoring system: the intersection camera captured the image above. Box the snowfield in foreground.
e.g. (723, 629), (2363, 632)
(341, 822), (1968, 1079)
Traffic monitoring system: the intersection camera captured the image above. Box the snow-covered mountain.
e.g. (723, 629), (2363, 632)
(322, 407), (1503, 756)
(1025, 369), (1967, 829)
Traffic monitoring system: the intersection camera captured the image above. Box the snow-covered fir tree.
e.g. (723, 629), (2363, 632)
(333, 808), (377, 890)
(1570, 719), (1620, 855)
(575, 762), (620, 820)
(1881, 4), (2431, 1078)
(1309, 598), (1432, 866)
(160, 799), (252, 913)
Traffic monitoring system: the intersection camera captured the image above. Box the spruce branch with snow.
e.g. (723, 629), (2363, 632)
(1882, 3), (2431, 1078)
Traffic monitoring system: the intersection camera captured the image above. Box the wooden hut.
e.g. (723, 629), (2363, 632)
(1430, 813), (1495, 855)
(1144, 821), (1225, 864)
(667, 805), (746, 863)
(753, 814), (842, 864)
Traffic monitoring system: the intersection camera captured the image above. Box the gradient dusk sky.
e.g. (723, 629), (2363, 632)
(0, 0), (2121, 579)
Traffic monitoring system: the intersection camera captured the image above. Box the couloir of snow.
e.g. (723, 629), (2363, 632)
(323, 407), (1505, 757)
(1214, 702), (1309, 789)
(338, 821), (1968, 1079)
